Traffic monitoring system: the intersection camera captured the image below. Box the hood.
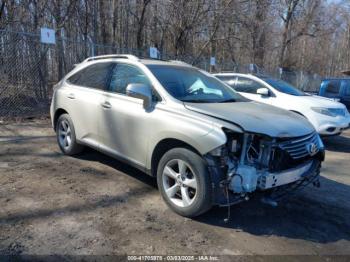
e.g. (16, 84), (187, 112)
(294, 95), (346, 108)
(184, 101), (315, 138)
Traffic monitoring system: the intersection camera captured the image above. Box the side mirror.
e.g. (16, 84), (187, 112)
(126, 83), (152, 109)
(256, 87), (269, 96)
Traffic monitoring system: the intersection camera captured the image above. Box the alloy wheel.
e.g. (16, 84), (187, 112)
(162, 159), (198, 207)
(58, 119), (72, 150)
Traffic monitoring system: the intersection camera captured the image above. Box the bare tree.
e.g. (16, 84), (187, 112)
(0, 0), (7, 26)
(278, 0), (324, 68)
(1, 0), (350, 87)
(128, 0), (151, 53)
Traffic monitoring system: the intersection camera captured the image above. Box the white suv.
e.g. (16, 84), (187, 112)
(214, 73), (350, 136)
(50, 55), (325, 217)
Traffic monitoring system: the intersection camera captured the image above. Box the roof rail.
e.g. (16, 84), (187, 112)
(83, 54), (139, 63)
(168, 60), (191, 66)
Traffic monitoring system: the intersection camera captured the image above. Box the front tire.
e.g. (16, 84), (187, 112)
(157, 148), (212, 217)
(56, 113), (84, 155)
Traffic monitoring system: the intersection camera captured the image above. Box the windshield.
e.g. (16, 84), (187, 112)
(263, 78), (305, 96)
(147, 65), (246, 103)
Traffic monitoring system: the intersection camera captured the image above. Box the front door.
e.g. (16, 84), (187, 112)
(99, 63), (155, 168)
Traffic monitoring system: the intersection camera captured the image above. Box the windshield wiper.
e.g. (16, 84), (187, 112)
(182, 99), (211, 103)
(219, 99), (236, 103)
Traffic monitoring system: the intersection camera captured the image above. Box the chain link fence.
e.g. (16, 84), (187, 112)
(0, 30), (49, 118)
(217, 62), (322, 93)
(0, 30), (322, 119)
(261, 68), (322, 93)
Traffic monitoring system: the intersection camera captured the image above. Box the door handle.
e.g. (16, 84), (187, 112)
(67, 93), (75, 99)
(101, 101), (112, 109)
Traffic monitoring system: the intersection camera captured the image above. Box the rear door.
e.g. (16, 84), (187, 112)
(64, 62), (113, 147)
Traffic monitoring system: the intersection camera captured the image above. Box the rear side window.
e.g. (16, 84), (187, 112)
(109, 64), (151, 94)
(324, 80), (341, 95)
(216, 76), (237, 87)
(67, 62), (113, 90)
(235, 77), (263, 94)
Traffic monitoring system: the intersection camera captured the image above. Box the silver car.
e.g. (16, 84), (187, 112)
(50, 54), (325, 217)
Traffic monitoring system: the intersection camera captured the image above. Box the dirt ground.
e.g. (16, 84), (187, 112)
(0, 118), (350, 257)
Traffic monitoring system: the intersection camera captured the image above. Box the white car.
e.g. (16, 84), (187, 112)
(214, 73), (350, 136)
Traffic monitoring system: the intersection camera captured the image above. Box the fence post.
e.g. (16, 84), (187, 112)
(278, 67), (283, 79)
(88, 36), (95, 57)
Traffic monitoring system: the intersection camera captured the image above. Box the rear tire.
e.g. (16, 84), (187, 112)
(56, 113), (84, 155)
(157, 148), (212, 217)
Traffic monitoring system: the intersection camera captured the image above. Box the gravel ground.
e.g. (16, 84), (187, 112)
(0, 118), (350, 257)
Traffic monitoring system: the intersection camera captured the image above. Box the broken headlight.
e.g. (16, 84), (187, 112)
(208, 129), (243, 167)
(223, 128), (242, 155)
(244, 133), (273, 168)
(209, 129), (242, 156)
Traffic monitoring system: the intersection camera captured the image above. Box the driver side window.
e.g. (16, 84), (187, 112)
(108, 63), (161, 101)
(235, 77), (264, 94)
(109, 64), (150, 94)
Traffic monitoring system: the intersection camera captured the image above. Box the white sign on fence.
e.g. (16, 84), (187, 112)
(149, 47), (159, 58)
(40, 28), (56, 44)
(210, 57), (216, 66)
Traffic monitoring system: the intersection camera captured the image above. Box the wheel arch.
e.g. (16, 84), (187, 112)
(147, 127), (227, 176)
(53, 108), (69, 130)
(150, 138), (202, 177)
(290, 110), (306, 118)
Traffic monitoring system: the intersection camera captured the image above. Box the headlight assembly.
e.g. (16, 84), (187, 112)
(311, 107), (336, 117)
(209, 145), (226, 156)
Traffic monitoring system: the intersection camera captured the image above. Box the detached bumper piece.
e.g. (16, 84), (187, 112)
(263, 160), (321, 202)
(258, 161), (314, 190)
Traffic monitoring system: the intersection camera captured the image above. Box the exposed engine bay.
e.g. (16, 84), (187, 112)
(207, 129), (325, 205)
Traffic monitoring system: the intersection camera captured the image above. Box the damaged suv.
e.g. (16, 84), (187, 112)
(50, 55), (325, 217)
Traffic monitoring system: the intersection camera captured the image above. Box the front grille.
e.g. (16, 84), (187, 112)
(278, 132), (319, 160)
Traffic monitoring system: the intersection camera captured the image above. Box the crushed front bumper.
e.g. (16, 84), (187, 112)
(206, 154), (323, 206)
(258, 161), (314, 190)
(264, 160), (321, 202)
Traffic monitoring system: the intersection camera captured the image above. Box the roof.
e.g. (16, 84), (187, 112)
(81, 54), (192, 67)
(140, 59), (192, 67)
(214, 72), (270, 79)
(322, 70), (350, 80)
(322, 77), (350, 81)
(342, 70), (350, 76)
(213, 72), (251, 76)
